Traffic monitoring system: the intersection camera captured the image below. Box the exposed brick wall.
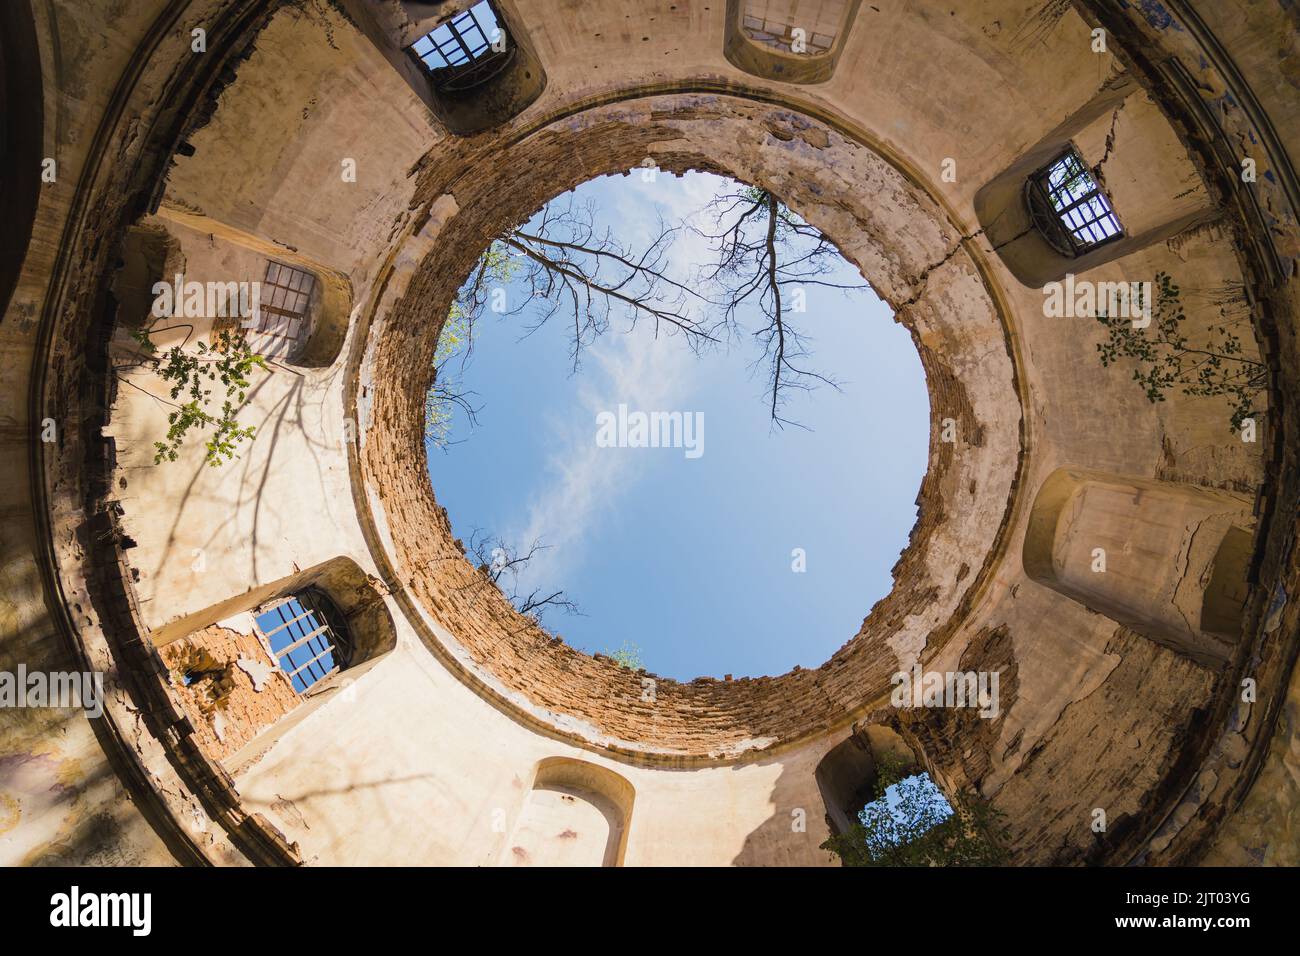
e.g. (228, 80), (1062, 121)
(359, 95), (1022, 757)
(160, 625), (301, 762)
(23, 0), (1298, 867)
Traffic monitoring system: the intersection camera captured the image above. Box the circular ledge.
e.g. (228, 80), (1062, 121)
(355, 92), (1026, 760)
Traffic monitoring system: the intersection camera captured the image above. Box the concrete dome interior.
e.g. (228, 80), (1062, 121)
(3, 0), (1300, 869)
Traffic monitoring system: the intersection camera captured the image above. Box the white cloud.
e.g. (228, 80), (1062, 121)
(613, 170), (732, 285)
(504, 172), (731, 591)
(510, 322), (696, 588)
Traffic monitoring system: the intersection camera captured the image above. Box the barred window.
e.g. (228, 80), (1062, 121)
(255, 260), (315, 343)
(1025, 148), (1124, 256)
(254, 590), (352, 693)
(741, 1), (844, 55)
(409, 1), (513, 92)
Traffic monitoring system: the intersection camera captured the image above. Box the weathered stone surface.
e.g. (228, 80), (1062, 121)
(2, 0), (1298, 868)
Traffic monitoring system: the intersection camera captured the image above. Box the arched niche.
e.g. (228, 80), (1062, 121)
(144, 204), (353, 369)
(1022, 467), (1255, 666)
(723, 0), (861, 85)
(815, 724), (916, 837)
(1200, 525), (1255, 640)
(502, 758), (636, 867)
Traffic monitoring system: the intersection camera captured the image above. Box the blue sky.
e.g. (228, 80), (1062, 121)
(426, 171), (929, 681)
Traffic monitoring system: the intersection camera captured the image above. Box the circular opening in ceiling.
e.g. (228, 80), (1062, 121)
(360, 93), (1022, 756)
(424, 170), (930, 680)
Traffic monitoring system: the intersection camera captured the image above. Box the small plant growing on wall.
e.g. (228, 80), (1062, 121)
(821, 752), (1008, 867)
(606, 641), (644, 670)
(1095, 271), (1265, 433)
(124, 323), (266, 467)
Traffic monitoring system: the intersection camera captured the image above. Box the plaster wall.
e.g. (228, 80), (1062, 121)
(4, 0), (1299, 868)
(96, 0), (1272, 865)
(0, 0), (230, 867)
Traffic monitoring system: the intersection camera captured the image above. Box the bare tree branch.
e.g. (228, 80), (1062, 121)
(456, 530), (583, 625)
(693, 185), (866, 428)
(449, 196), (719, 376)
(431, 182), (871, 439)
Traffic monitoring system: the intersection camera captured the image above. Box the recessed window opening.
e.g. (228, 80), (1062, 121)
(254, 589), (353, 693)
(410, 0), (512, 92)
(253, 260), (315, 348)
(823, 763), (1005, 866)
(742, 15), (834, 54)
(1024, 148), (1123, 256)
(724, 0), (860, 83)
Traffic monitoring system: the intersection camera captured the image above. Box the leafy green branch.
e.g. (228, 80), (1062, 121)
(1095, 271), (1265, 432)
(425, 242), (519, 449)
(126, 325), (266, 466)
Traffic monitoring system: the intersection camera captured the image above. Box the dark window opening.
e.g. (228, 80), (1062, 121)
(1024, 148), (1123, 256)
(254, 589), (353, 693)
(254, 260), (315, 344)
(410, 0), (514, 93)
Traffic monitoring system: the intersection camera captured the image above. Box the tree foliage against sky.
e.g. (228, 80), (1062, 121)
(820, 753), (1008, 867)
(427, 179), (865, 439)
(499, 196), (717, 363)
(458, 529), (581, 624)
(695, 184), (868, 426)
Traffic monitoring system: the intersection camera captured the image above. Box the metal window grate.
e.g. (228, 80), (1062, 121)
(256, 260), (315, 342)
(254, 590), (352, 693)
(409, 1), (512, 91)
(741, 14), (835, 54)
(1025, 149), (1124, 256)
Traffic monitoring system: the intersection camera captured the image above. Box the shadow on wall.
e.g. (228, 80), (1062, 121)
(731, 724), (919, 866)
(118, 352), (343, 595)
